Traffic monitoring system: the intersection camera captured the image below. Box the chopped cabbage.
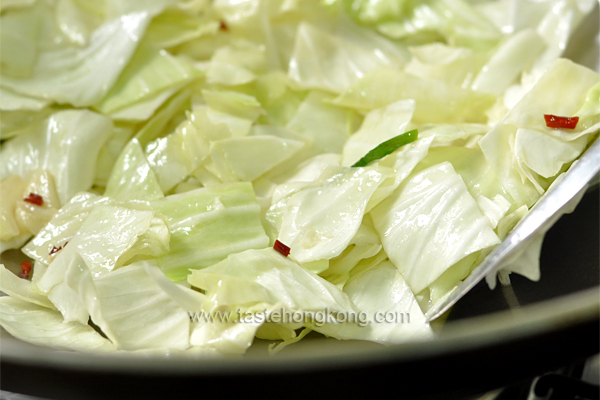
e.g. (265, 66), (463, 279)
(0, 110), (113, 204)
(0, 0), (597, 356)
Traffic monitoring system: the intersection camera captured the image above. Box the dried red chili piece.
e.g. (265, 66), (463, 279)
(273, 240), (291, 257)
(23, 193), (43, 206)
(19, 260), (32, 279)
(49, 241), (69, 255)
(544, 114), (579, 129)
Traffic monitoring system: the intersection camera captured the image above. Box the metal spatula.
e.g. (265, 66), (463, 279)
(426, 137), (600, 322)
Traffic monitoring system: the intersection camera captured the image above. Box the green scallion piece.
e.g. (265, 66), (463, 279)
(351, 129), (418, 167)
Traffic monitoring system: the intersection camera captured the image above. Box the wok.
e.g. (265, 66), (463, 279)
(1, 178), (597, 400)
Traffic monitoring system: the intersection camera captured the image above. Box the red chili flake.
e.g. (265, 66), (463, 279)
(49, 241), (68, 256)
(49, 245), (62, 255)
(23, 193), (43, 206)
(219, 21), (228, 31)
(273, 240), (290, 257)
(19, 260), (32, 279)
(544, 114), (579, 129)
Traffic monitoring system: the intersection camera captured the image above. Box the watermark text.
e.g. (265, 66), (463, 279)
(188, 308), (411, 327)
